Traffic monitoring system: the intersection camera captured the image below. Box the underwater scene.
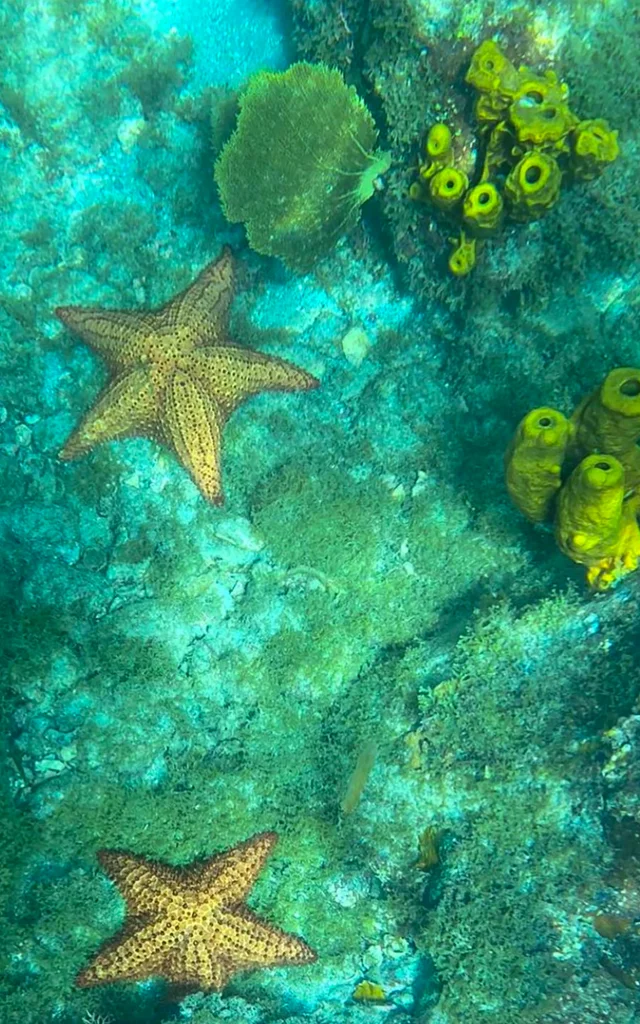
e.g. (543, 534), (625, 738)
(2, 0), (640, 1022)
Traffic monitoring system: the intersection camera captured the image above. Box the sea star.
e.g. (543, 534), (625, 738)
(56, 248), (319, 503)
(76, 832), (316, 991)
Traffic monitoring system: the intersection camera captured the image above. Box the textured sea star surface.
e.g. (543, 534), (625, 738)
(56, 247), (318, 503)
(76, 832), (316, 991)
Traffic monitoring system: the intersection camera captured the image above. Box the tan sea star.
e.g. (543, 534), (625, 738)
(56, 247), (319, 503)
(76, 832), (316, 991)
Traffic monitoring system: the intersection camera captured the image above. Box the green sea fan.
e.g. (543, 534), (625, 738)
(214, 62), (391, 272)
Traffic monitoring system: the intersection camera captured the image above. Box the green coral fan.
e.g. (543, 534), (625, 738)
(411, 40), (619, 276)
(506, 367), (640, 589)
(214, 61), (391, 271)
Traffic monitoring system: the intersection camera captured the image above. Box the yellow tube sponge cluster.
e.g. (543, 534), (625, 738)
(411, 40), (619, 275)
(505, 368), (640, 589)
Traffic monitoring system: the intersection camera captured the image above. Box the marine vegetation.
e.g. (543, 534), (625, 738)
(352, 979), (387, 1002)
(410, 40), (619, 275)
(56, 247), (318, 504)
(506, 367), (640, 589)
(214, 61), (391, 271)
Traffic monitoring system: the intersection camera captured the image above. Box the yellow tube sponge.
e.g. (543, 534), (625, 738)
(572, 119), (620, 180)
(462, 182), (504, 236)
(505, 407), (573, 522)
(555, 454), (640, 589)
(571, 367), (640, 489)
(508, 74), (576, 147)
(504, 152), (562, 220)
(429, 167), (468, 210)
(425, 123), (453, 168)
(448, 232), (476, 276)
(465, 40), (520, 105)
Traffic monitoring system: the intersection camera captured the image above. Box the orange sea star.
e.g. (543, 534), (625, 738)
(56, 248), (318, 503)
(77, 832), (316, 991)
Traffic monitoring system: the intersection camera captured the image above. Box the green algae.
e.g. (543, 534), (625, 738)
(252, 463), (384, 584)
(0, 84), (45, 145)
(251, 458), (524, 652)
(119, 34), (193, 117)
(409, 589), (640, 1022)
(78, 75), (123, 122)
(69, 202), (158, 285)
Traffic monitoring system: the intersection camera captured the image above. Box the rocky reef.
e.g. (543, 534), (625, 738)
(1, 2), (640, 1024)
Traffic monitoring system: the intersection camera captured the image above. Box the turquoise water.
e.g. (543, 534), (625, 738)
(2, 1), (640, 1022)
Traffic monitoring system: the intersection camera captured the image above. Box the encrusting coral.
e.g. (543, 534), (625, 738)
(56, 247), (318, 504)
(77, 833), (316, 990)
(214, 62), (390, 272)
(411, 39), (620, 276)
(506, 367), (640, 589)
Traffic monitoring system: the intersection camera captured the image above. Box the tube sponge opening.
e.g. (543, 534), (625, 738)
(571, 366), (640, 488)
(505, 406), (573, 522)
(554, 453), (640, 589)
(214, 62), (390, 272)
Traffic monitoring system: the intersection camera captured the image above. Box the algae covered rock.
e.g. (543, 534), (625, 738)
(214, 61), (390, 271)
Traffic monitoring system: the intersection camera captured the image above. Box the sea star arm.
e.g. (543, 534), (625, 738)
(160, 247), (235, 344)
(161, 908), (315, 992)
(221, 906), (317, 971)
(59, 369), (159, 459)
(189, 348), (319, 417)
(161, 370), (224, 504)
(97, 850), (180, 915)
(198, 832), (278, 899)
(76, 917), (174, 987)
(164, 939), (231, 991)
(56, 306), (156, 374)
